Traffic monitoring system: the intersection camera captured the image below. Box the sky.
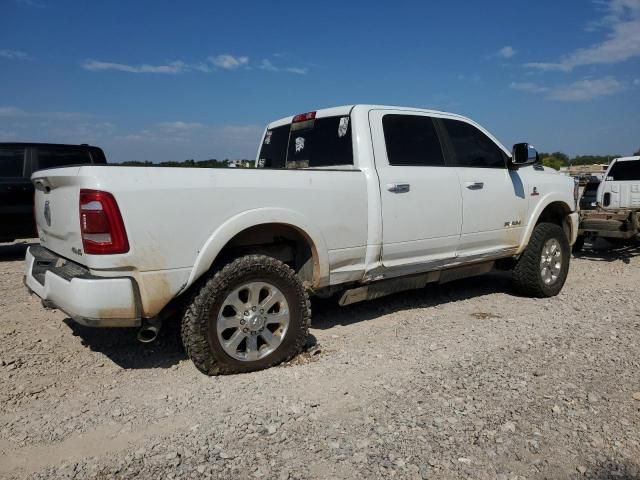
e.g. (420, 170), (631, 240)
(1, 0), (639, 163)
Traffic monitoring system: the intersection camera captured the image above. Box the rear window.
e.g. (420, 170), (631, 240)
(0, 148), (25, 177)
(35, 148), (92, 170)
(607, 160), (640, 181)
(258, 115), (353, 169)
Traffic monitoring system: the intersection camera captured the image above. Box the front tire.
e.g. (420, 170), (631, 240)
(513, 222), (570, 298)
(181, 255), (311, 375)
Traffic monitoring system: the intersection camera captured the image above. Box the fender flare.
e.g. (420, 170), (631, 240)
(186, 208), (330, 289)
(518, 193), (576, 254)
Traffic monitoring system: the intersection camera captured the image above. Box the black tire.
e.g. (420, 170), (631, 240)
(513, 222), (570, 298)
(181, 255), (311, 375)
(572, 235), (585, 253)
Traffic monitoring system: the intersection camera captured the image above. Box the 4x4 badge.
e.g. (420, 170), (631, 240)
(44, 201), (51, 226)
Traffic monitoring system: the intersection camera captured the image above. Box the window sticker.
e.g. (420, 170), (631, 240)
(338, 116), (349, 138)
(257, 158), (266, 168)
(263, 130), (273, 145)
(295, 137), (305, 153)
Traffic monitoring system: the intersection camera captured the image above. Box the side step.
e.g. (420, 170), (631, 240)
(338, 261), (494, 306)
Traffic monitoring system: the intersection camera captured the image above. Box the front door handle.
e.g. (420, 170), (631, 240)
(465, 182), (484, 190)
(387, 183), (410, 193)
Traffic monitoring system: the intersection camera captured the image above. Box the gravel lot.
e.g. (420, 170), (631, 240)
(1, 239), (639, 479)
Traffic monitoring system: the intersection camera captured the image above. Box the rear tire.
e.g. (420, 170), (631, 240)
(181, 255), (311, 375)
(513, 222), (570, 298)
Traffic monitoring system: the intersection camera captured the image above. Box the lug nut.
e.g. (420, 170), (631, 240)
(252, 306), (257, 311)
(240, 319), (245, 325)
(260, 309), (264, 314)
(242, 327), (249, 333)
(244, 311), (249, 316)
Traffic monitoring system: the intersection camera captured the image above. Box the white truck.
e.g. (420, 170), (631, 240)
(24, 105), (579, 375)
(574, 156), (640, 251)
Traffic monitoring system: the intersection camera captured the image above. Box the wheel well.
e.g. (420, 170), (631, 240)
(215, 223), (318, 288)
(536, 201), (572, 239)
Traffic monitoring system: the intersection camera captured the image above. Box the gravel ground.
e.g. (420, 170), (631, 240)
(0, 239), (639, 480)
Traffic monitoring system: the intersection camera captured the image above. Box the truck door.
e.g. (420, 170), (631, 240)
(369, 110), (463, 269)
(438, 118), (528, 257)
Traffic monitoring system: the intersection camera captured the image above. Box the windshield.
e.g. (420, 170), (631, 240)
(607, 159), (640, 181)
(257, 115), (353, 169)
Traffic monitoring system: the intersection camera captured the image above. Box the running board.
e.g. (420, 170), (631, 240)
(338, 261), (494, 306)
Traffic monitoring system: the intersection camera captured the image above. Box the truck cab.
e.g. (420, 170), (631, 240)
(597, 156), (640, 210)
(1, 143), (106, 242)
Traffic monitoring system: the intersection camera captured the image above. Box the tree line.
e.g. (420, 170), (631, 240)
(119, 159), (255, 168)
(541, 148), (640, 171)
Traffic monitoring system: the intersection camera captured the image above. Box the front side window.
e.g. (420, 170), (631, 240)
(442, 119), (506, 169)
(0, 148), (25, 177)
(382, 114), (445, 167)
(35, 148), (92, 170)
(607, 160), (640, 181)
(258, 115), (353, 168)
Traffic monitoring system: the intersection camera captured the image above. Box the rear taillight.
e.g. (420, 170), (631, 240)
(79, 189), (129, 254)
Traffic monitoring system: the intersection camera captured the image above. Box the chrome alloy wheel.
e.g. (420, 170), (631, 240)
(216, 281), (290, 361)
(540, 238), (562, 285)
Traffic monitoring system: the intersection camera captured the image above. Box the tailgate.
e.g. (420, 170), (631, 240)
(31, 167), (85, 262)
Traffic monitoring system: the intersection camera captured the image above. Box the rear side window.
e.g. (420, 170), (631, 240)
(35, 148), (92, 170)
(0, 148), (25, 177)
(441, 119), (506, 169)
(607, 160), (640, 181)
(258, 115), (353, 169)
(382, 114), (445, 166)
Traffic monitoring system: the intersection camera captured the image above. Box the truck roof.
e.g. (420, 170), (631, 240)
(0, 142), (99, 148)
(612, 156), (640, 163)
(267, 104), (476, 128)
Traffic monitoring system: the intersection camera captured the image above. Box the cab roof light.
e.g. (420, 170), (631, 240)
(292, 111), (316, 123)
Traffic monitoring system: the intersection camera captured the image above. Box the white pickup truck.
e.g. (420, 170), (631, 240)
(25, 105), (579, 375)
(574, 155), (640, 250)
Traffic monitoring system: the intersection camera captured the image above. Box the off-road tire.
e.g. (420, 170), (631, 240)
(513, 222), (570, 298)
(181, 255), (311, 375)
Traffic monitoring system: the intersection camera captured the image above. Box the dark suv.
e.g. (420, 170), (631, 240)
(0, 143), (107, 242)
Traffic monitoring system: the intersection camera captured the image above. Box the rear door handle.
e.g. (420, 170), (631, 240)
(387, 183), (410, 193)
(465, 182), (484, 190)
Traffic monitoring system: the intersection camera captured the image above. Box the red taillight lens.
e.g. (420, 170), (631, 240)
(79, 189), (129, 255)
(292, 111), (316, 123)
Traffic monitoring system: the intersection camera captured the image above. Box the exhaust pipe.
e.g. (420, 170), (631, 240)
(137, 318), (162, 343)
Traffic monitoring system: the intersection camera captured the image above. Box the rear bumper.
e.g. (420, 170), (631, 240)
(24, 246), (141, 327)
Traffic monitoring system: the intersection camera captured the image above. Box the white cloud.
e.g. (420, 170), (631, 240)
(209, 54), (249, 70)
(82, 59), (187, 74)
(259, 59), (279, 71)
(496, 46), (517, 59)
(157, 121), (204, 132)
(0, 106), (94, 120)
(0, 130), (17, 139)
(259, 58), (307, 75)
(526, 0), (640, 71)
(548, 76), (626, 101)
(509, 82), (549, 93)
(0, 49), (29, 60)
(285, 67), (308, 75)
(81, 54), (310, 75)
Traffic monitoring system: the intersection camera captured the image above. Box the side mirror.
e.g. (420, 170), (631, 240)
(510, 143), (539, 169)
